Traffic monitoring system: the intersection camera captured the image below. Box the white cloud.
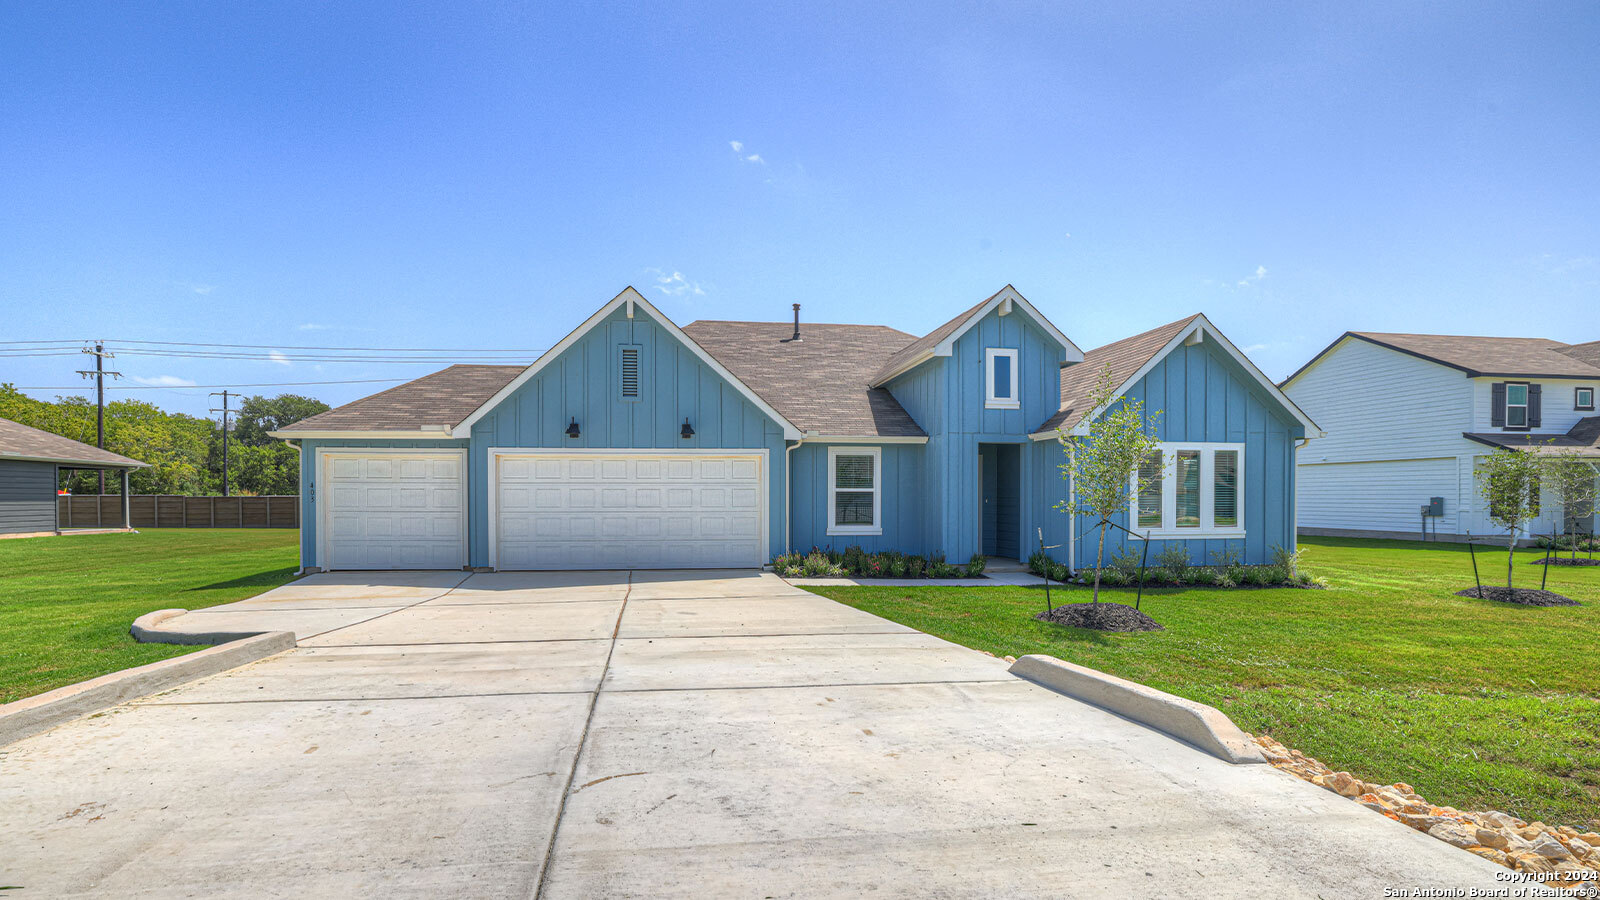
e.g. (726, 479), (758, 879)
(648, 269), (707, 298)
(268, 350), (292, 366)
(729, 140), (766, 164)
(131, 375), (197, 387)
(1237, 265), (1268, 287)
(297, 323), (331, 331)
(1240, 343), (1269, 353)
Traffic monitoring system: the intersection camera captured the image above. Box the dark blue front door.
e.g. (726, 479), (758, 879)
(980, 444), (1020, 559)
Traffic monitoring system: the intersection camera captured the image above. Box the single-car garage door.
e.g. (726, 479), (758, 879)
(493, 451), (765, 570)
(320, 451), (466, 570)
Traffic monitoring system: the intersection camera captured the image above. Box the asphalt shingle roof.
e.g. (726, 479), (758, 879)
(0, 417), (148, 467)
(1032, 315), (1201, 434)
(278, 365), (525, 432)
(1464, 415), (1600, 457)
(682, 321), (925, 437)
(869, 289), (1002, 386)
(1345, 333), (1600, 379)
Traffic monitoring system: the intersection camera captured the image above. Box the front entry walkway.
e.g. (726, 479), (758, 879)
(1, 571), (1500, 897)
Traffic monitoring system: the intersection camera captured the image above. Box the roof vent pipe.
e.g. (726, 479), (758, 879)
(791, 303), (802, 342)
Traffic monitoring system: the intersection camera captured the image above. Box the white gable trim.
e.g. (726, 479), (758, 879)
(450, 287), (803, 440)
(872, 285), (1085, 387)
(1034, 314), (1323, 441)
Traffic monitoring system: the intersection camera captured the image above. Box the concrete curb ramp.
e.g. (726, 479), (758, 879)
(0, 628), (294, 747)
(1009, 654), (1266, 765)
(130, 607), (286, 645)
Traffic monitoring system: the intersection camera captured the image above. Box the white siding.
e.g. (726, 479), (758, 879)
(1287, 337), (1472, 464)
(1469, 377), (1599, 434)
(1297, 458), (1462, 534)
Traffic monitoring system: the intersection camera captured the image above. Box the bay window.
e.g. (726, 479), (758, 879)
(1128, 443), (1245, 538)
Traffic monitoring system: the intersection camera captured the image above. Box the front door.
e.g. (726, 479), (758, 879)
(980, 444), (1020, 559)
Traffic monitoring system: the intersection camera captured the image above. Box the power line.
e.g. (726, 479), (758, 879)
(13, 377), (414, 391)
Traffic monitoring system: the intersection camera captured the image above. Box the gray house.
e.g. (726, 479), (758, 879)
(0, 417), (147, 537)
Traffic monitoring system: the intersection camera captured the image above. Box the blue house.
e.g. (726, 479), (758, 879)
(272, 287), (1317, 572)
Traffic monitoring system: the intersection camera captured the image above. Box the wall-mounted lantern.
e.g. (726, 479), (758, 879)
(566, 418), (581, 439)
(680, 418), (695, 439)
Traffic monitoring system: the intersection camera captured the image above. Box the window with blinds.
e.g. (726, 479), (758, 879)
(828, 447), (881, 534)
(619, 345), (641, 401)
(1137, 451), (1163, 528)
(1174, 450), (1201, 527)
(1213, 450), (1238, 527)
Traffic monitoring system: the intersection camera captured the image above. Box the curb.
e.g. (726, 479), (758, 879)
(1009, 654), (1266, 765)
(0, 630), (295, 747)
(131, 608), (274, 646)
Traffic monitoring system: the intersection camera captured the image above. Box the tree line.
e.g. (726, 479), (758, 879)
(0, 384), (327, 496)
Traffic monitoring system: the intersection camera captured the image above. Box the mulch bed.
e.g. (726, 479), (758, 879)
(1528, 556), (1600, 567)
(1035, 601), (1164, 632)
(1454, 586), (1581, 606)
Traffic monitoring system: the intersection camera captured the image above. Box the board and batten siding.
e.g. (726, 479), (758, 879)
(466, 304), (788, 567)
(0, 460), (57, 535)
(788, 443), (928, 554)
(1069, 338), (1301, 567)
(295, 438), (469, 569)
(883, 304), (1068, 561)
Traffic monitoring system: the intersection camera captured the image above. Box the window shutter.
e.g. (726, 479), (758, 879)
(1528, 384), (1542, 427)
(1490, 382), (1506, 427)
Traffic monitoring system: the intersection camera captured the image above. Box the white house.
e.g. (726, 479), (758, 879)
(1282, 332), (1600, 542)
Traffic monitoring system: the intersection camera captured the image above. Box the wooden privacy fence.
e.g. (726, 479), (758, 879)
(58, 495), (299, 529)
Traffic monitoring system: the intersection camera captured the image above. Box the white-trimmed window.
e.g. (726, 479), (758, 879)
(1577, 386), (1595, 412)
(1505, 383), (1529, 428)
(1128, 443), (1245, 538)
(985, 348), (1019, 409)
(827, 446), (882, 535)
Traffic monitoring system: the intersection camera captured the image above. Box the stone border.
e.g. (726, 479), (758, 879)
(0, 630), (295, 747)
(1009, 654), (1265, 765)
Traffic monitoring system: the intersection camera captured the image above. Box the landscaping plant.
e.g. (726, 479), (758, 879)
(1475, 446), (1546, 590)
(1054, 365), (1164, 604)
(1540, 450), (1600, 564)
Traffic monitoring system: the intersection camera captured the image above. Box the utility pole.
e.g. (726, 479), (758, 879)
(76, 342), (121, 494)
(210, 390), (234, 497)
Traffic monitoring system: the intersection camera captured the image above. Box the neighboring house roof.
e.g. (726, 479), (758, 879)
(1561, 340), (1600, 370)
(275, 365), (524, 435)
(1033, 315), (1201, 434)
(1031, 313), (1322, 439)
(1464, 415), (1600, 458)
(869, 284), (1084, 386)
(683, 320), (926, 438)
(0, 417), (148, 468)
(1283, 332), (1600, 387)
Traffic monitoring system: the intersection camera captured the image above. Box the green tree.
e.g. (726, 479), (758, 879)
(1541, 449), (1599, 561)
(1056, 365), (1165, 604)
(232, 394), (329, 446)
(1475, 446), (1545, 589)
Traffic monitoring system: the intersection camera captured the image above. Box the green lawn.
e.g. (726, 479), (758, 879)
(804, 537), (1600, 829)
(0, 529), (300, 704)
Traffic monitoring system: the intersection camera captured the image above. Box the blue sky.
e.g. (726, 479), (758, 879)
(2, 2), (1597, 417)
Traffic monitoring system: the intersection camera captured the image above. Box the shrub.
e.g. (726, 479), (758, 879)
(1157, 544), (1191, 584)
(906, 555), (926, 578)
(1110, 547), (1143, 581)
(964, 554), (987, 578)
(889, 555), (908, 578)
(1213, 573), (1236, 589)
(1190, 568), (1217, 586)
(1225, 563), (1248, 584)
(1271, 545), (1305, 578)
(802, 550), (844, 577)
(1242, 565), (1274, 586)
(1210, 547), (1243, 569)
(928, 553), (960, 578)
(1099, 569), (1130, 587)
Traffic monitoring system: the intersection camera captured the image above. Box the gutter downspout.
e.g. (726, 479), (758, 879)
(785, 438), (803, 554)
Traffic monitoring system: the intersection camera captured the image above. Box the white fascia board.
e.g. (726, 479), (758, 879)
(267, 430), (458, 440)
(1028, 430), (1063, 442)
(803, 433), (928, 444)
(450, 287), (803, 441)
(933, 285), (1085, 364)
(870, 349), (938, 388)
(1065, 315), (1325, 439)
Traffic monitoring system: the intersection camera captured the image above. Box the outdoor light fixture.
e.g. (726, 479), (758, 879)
(566, 417), (580, 438)
(681, 418), (695, 439)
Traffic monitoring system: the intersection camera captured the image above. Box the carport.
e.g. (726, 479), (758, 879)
(0, 416), (148, 537)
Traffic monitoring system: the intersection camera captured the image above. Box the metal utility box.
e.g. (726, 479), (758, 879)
(1426, 497), (1444, 517)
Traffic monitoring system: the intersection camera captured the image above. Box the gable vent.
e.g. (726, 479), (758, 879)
(620, 346), (641, 399)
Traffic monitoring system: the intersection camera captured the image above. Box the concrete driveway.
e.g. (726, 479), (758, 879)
(0, 571), (1501, 898)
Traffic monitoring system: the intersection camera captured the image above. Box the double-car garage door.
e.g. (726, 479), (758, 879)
(318, 450), (765, 571)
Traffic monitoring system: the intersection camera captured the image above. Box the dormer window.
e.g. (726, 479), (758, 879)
(1578, 387), (1595, 412)
(984, 348), (1019, 410)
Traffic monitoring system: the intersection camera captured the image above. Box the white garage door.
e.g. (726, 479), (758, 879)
(321, 452), (466, 570)
(494, 452), (765, 570)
